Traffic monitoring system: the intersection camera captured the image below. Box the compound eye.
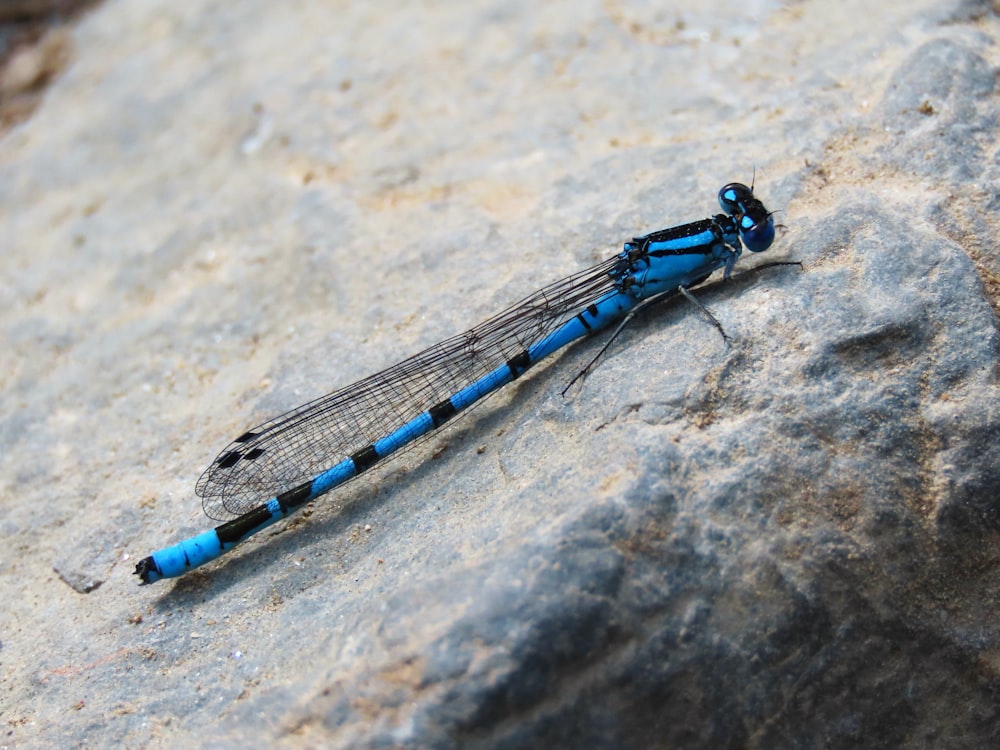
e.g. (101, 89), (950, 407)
(718, 182), (753, 216)
(740, 213), (775, 253)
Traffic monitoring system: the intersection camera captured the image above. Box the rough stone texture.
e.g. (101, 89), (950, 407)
(2, 1), (1000, 748)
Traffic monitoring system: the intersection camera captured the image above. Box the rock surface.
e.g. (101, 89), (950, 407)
(2, 1), (1000, 748)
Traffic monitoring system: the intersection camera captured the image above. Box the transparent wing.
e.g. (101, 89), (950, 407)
(196, 256), (621, 520)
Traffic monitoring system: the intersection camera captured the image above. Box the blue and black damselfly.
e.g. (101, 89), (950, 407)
(135, 182), (778, 583)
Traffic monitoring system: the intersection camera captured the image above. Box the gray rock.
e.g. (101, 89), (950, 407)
(1, 2), (999, 749)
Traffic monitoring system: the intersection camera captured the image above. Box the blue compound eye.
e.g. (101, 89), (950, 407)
(718, 182), (752, 216)
(739, 212), (775, 253)
(718, 182), (774, 253)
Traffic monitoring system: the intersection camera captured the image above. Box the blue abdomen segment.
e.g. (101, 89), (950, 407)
(136, 529), (226, 583)
(310, 458), (357, 496)
(136, 497), (289, 583)
(527, 290), (636, 361)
